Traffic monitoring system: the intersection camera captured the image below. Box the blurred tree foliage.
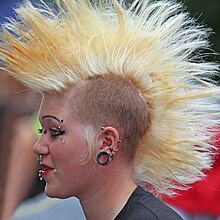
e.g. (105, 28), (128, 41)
(182, 0), (220, 83)
(182, 0), (220, 58)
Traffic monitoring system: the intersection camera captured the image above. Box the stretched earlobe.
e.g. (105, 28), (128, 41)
(96, 126), (120, 166)
(96, 145), (119, 166)
(96, 151), (111, 165)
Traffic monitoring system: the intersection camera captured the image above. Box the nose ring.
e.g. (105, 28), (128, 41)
(37, 154), (43, 163)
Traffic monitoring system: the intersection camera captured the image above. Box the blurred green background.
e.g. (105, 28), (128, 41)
(182, 0), (220, 57)
(182, 0), (220, 83)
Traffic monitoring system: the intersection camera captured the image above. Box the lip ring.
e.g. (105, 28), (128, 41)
(42, 169), (53, 176)
(38, 163), (56, 180)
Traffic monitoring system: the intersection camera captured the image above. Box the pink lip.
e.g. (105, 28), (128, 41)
(41, 164), (55, 176)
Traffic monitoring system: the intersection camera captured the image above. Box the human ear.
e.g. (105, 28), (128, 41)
(96, 126), (120, 165)
(101, 126), (119, 152)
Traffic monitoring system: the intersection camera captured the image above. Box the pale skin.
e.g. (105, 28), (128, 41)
(33, 92), (137, 220)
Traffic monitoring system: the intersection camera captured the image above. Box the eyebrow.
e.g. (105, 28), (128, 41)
(41, 115), (62, 123)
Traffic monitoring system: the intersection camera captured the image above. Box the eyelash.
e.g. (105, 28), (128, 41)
(38, 128), (44, 134)
(38, 128), (65, 138)
(50, 128), (65, 137)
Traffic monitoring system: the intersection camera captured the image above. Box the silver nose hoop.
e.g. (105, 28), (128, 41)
(37, 154), (43, 164)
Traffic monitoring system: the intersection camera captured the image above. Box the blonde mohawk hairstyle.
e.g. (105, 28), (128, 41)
(0, 0), (220, 196)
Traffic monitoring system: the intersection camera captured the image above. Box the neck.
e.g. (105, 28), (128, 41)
(80, 165), (136, 220)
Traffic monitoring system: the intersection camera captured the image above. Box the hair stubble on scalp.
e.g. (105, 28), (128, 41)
(65, 74), (150, 163)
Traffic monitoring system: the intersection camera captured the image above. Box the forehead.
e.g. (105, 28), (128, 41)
(43, 92), (66, 105)
(39, 93), (68, 119)
(38, 89), (82, 124)
(39, 85), (87, 123)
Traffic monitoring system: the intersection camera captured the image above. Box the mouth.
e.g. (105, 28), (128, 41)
(40, 164), (56, 177)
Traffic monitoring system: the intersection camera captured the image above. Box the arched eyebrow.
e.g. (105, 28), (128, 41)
(41, 115), (63, 123)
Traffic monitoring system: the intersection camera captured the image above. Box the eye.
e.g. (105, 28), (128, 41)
(38, 128), (46, 134)
(49, 128), (65, 137)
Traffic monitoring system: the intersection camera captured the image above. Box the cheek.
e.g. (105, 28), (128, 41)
(56, 138), (88, 169)
(60, 144), (96, 181)
(59, 154), (95, 191)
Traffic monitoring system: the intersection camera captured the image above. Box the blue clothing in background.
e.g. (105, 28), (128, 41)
(12, 193), (86, 220)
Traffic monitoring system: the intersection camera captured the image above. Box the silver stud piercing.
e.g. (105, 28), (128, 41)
(37, 155), (43, 181)
(59, 119), (64, 129)
(38, 170), (43, 181)
(60, 137), (65, 143)
(37, 154), (43, 164)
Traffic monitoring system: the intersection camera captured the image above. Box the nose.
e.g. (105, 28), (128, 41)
(33, 137), (49, 155)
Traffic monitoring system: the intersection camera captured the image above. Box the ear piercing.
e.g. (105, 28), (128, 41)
(101, 126), (123, 144)
(96, 151), (112, 165)
(97, 126), (121, 166)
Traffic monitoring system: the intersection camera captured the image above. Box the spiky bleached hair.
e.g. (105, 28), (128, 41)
(0, 0), (220, 196)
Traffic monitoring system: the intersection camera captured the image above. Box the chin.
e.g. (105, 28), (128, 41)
(45, 185), (70, 199)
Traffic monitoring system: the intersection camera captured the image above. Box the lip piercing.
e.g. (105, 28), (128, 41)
(37, 154), (43, 164)
(38, 170), (43, 181)
(54, 169), (58, 173)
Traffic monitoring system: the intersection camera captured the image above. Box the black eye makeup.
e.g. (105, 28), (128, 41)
(38, 127), (65, 137)
(39, 115), (66, 140)
(38, 128), (46, 134)
(49, 128), (65, 137)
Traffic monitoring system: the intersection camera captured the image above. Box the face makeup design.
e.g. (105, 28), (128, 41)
(38, 115), (65, 138)
(37, 115), (65, 180)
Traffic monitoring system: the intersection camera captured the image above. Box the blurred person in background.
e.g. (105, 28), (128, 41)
(0, 75), (85, 220)
(0, 2), (44, 217)
(0, 1), (84, 219)
(0, 1), (32, 215)
(0, 73), (45, 219)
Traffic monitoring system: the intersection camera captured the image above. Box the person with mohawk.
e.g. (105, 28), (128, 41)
(0, 0), (219, 219)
